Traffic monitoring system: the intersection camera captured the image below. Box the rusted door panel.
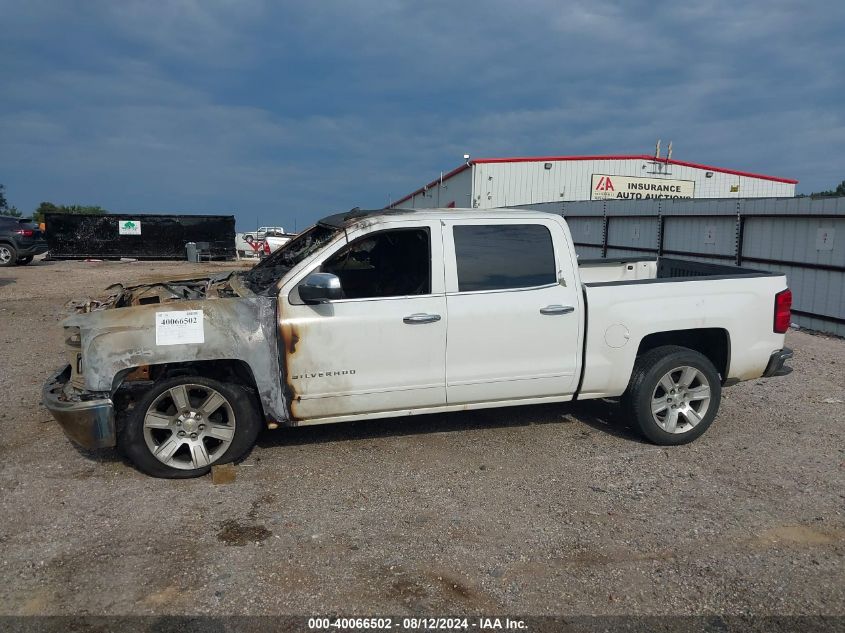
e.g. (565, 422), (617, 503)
(281, 296), (448, 420)
(278, 218), (448, 421)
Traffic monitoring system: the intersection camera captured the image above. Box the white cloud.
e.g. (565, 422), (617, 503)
(0, 0), (842, 225)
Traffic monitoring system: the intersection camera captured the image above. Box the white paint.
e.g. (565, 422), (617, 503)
(604, 324), (630, 348)
(155, 310), (204, 346)
(280, 219), (447, 419)
(441, 216), (583, 403)
(273, 209), (787, 425)
(591, 174), (695, 200)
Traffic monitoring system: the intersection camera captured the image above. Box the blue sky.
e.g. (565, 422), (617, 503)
(2, 1), (843, 230)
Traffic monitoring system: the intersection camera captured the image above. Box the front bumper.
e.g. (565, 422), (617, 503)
(42, 365), (116, 449)
(762, 347), (794, 378)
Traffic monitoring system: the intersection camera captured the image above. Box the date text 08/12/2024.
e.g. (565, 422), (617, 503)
(307, 617), (527, 630)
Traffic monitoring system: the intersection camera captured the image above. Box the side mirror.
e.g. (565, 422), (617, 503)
(299, 272), (343, 304)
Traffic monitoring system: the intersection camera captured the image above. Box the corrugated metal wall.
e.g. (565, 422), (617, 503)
(403, 168), (473, 209)
(472, 159), (795, 208)
(392, 158), (796, 211)
(521, 196), (845, 336)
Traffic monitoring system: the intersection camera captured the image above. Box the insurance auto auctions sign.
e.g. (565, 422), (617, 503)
(591, 174), (695, 200)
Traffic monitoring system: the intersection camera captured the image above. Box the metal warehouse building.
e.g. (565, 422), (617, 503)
(390, 154), (797, 209)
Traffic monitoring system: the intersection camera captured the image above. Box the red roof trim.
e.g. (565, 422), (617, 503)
(391, 154), (797, 205)
(473, 154), (650, 164)
(473, 155), (798, 184)
(391, 163), (472, 206)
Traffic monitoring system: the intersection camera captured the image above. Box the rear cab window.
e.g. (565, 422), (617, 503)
(451, 223), (558, 292)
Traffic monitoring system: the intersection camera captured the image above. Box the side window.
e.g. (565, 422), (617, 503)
(453, 224), (556, 292)
(322, 228), (431, 299)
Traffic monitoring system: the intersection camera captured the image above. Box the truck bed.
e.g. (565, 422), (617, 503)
(576, 256), (787, 399)
(578, 256), (775, 286)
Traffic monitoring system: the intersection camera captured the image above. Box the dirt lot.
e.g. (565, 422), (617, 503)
(0, 258), (843, 617)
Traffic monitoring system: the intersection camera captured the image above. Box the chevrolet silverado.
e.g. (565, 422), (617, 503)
(43, 208), (793, 478)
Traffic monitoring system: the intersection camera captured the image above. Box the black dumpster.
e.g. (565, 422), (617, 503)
(45, 213), (236, 260)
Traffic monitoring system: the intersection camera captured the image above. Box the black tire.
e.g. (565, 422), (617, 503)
(0, 243), (17, 267)
(120, 375), (262, 478)
(17, 256), (33, 265)
(623, 345), (722, 445)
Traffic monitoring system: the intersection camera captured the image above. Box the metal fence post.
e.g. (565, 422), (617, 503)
(601, 201), (608, 258)
(657, 201), (665, 257)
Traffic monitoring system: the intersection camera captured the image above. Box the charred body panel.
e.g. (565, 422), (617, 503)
(42, 365), (116, 449)
(66, 272), (239, 312)
(62, 295), (288, 426)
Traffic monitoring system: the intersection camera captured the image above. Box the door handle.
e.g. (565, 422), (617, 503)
(540, 305), (575, 315)
(403, 313), (442, 324)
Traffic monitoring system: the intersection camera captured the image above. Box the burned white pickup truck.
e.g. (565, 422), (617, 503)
(44, 208), (793, 478)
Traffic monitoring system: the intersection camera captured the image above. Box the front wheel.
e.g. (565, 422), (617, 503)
(0, 244), (17, 267)
(623, 345), (722, 445)
(120, 376), (262, 478)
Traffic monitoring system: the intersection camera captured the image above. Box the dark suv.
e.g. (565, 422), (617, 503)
(0, 216), (48, 266)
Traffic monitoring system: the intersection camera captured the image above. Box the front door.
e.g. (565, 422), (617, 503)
(279, 220), (447, 421)
(443, 218), (583, 404)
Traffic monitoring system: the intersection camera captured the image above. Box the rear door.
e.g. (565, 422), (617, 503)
(443, 218), (583, 404)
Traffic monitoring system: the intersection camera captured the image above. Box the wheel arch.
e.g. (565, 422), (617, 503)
(113, 359), (266, 417)
(635, 328), (730, 382)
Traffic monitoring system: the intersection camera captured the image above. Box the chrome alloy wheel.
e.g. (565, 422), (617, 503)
(650, 366), (712, 434)
(143, 384), (236, 470)
(0, 246), (13, 265)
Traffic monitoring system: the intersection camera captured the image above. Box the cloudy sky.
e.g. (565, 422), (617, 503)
(2, 1), (843, 229)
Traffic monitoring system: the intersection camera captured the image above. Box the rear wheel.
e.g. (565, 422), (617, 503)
(0, 244), (17, 267)
(120, 376), (262, 478)
(623, 345), (721, 445)
(17, 256), (33, 265)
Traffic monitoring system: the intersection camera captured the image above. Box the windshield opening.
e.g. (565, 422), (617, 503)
(242, 223), (341, 294)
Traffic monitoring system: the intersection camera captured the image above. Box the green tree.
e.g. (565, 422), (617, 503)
(0, 185), (23, 217)
(809, 180), (845, 198)
(33, 202), (107, 224)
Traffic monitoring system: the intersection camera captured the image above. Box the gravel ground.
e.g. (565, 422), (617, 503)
(0, 258), (843, 617)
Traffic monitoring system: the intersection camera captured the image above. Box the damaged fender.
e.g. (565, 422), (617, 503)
(63, 296), (289, 424)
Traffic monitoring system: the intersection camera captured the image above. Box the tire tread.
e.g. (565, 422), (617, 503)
(120, 375), (262, 479)
(624, 345), (721, 446)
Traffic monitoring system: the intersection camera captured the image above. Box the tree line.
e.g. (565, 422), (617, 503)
(0, 184), (107, 223)
(797, 180), (845, 198)
(1, 179), (843, 220)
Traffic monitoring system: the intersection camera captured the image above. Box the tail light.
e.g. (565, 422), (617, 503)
(774, 288), (792, 333)
(15, 229), (34, 237)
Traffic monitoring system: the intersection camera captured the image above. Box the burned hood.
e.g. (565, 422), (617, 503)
(66, 271), (247, 313)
